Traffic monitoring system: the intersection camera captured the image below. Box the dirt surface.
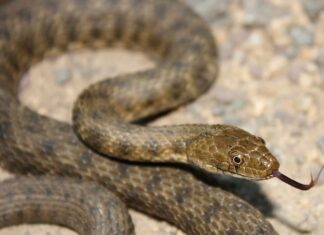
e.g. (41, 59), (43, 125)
(0, 0), (323, 234)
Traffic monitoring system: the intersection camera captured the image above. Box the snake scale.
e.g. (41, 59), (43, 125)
(0, 0), (320, 234)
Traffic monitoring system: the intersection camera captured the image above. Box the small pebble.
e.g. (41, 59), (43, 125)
(54, 68), (72, 85)
(315, 50), (324, 79)
(222, 114), (241, 126)
(300, 0), (324, 21)
(289, 25), (314, 46)
(319, 67), (324, 80)
(186, 0), (231, 25)
(228, 99), (247, 112)
(295, 154), (306, 165)
(274, 110), (306, 125)
(255, 116), (268, 126)
(188, 105), (208, 122)
(79, 65), (97, 79)
(212, 87), (244, 104)
(212, 104), (226, 116)
(316, 136), (324, 154)
(287, 63), (305, 82)
(220, 42), (235, 60)
(277, 46), (298, 59)
(231, 28), (250, 45)
(315, 50), (324, 66)
(246, 32), (264, 46)
(249, 63), (264, 78)
(243, 0), (284, 27)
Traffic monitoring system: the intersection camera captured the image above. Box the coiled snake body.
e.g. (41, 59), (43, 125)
(0, 0), (298, 234)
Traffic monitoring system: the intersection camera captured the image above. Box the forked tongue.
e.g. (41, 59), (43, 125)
(272, 166), (324, 190)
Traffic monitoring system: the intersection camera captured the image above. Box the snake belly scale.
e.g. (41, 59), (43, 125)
(0, 0), (278, 234)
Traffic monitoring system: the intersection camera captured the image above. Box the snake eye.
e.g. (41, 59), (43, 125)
(233, 155), (242, 165)
(230, 151), (243, 166)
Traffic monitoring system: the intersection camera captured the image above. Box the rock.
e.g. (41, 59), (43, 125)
(274, 110), (306, 126)
(54, 67), (72, 85)
(246, 31), (264, 46)
(315, 50), (324, 79)
(287, 63), (305, 82)
(228, 99), (247, 112)
(277, 45), (298, 60)
(186, 0), (231, 25)
(223, 114), (242, 126)
(316, 136), (324, 154)
(243, 0), (285, 27)
(212, 104), (226, 116)
(289, 25), (314, 46)
(212, 86), (245, 104)
(300, 0), (324, 21)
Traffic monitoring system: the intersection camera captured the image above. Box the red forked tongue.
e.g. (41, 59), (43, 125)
(272, 166), (324, 191)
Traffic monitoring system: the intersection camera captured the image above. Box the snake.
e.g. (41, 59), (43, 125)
(0, 0), (322, 234)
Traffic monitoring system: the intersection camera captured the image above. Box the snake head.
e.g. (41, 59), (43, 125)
(186, 125), (279, 180)
(186, 125), (323, 190)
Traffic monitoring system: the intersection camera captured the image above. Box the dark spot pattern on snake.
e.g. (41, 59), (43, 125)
(0, 0), (278, 234)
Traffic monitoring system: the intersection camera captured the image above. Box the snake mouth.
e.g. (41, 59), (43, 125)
(221, 169), (274, 181)
(236, 173), (273, 181)
(272, 166), (323, 191)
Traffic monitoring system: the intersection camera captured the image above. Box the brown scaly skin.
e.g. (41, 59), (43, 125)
(0, 0), (278, 234)
(185, 125), (279, 179)
(0, 177), (134, 235)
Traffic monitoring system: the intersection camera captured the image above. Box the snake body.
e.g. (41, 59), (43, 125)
(0, 0), (278, 234)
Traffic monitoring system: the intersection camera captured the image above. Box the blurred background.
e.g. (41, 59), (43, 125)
(0, 0), (323, 234)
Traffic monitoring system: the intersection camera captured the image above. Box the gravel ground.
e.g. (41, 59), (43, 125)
(0, 0), (323, 234)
